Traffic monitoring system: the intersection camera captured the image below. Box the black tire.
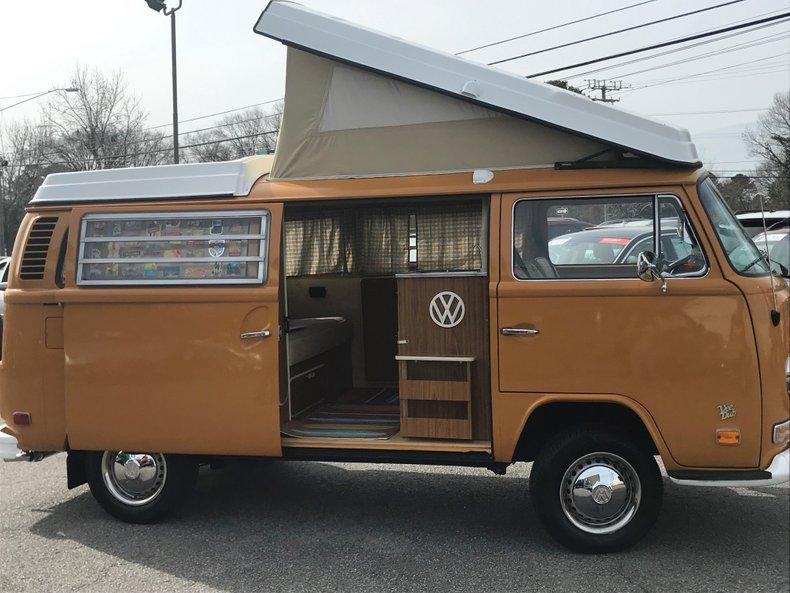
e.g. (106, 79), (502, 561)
(85, 451), (198, 524)
(530, 425), (662, 553)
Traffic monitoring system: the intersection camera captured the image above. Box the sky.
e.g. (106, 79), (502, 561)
(1, 0), (789, 175)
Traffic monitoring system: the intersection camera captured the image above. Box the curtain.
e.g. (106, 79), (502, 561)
(284, 200), (483, 277)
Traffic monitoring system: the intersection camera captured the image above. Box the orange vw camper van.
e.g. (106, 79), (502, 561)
(1, 2), (788, 553)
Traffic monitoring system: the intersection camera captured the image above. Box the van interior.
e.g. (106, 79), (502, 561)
(279, 195), (491, 451)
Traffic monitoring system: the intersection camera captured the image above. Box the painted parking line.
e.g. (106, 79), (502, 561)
(727, 487), (775, 497)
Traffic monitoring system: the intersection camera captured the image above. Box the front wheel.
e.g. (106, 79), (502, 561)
(530, 426), (663, 553)
(85, 451), (198, 524)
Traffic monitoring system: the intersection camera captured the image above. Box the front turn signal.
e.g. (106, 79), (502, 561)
(716, 429), (741, 446)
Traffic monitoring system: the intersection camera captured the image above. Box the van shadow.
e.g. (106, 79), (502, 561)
(29, 461), (788, 593)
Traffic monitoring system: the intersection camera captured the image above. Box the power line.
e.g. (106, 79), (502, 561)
(622, 51), (790, 92)
(623, 65), (788, 90)
(647, 107), (768, 115)
(488, 0), (746, 66)
(455, 0), (657, 56)
(585, 30), (790, 81)
(144, 97), (283, 131)
(20, 101), (284, 163)
(525, 12), (790, 78)
(563, 7), (790, 79)
(31, 129), (280, 169)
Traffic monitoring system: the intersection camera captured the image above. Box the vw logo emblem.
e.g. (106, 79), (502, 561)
(429, 291), (465, 328)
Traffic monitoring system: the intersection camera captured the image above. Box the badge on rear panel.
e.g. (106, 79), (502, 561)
(717, 404), (736, 420)
(429, 291), (465, 328)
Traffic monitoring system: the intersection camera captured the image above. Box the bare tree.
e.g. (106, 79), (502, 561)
(187, 102), (282, 162)
(41, 66), (169, 170)
(0, 121), (54, 253)
(744, 91), (790, 209)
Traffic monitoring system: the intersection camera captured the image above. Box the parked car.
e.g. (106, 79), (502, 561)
(753, 227), (789, 275)
(736, 210), (790, 238)
(549, 222), (705, 274)
(546, 216), (593, 240)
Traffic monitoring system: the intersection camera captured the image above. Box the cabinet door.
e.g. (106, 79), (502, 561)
(63, 205), (283, 456)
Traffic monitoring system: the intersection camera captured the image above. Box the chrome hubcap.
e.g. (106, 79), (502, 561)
(101, 451), (167, 506)
(559, 452), (641, 534)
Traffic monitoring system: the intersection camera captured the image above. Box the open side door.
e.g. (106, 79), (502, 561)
(63, 204), (284, 457)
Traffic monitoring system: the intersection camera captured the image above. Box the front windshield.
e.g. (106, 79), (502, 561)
(698, 178), (770, 277)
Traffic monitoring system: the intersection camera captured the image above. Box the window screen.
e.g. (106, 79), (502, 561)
(77, 211), (268, 285)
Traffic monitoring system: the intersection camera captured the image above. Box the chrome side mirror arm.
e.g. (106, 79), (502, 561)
(637, 251), (668, 294)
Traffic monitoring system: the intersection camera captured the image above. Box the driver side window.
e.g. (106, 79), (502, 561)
(512, 194), (706, 280)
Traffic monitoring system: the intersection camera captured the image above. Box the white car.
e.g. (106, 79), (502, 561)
(736, 210), (790, 238)
(752, 227), (789, 276)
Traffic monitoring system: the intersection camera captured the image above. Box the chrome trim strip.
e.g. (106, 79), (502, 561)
(395, 355), (475, 362)
(80, 210), (268, 221)
(82, 234), (266, 242)
(81, 256), (265, 264)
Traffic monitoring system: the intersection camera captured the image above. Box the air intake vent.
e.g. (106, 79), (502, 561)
(20, 217), (58, 280)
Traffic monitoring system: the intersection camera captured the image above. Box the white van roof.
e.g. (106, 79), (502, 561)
(29, 155), (274, 206)
(253, 1), (700, 168)
(736, 211), (790, 220)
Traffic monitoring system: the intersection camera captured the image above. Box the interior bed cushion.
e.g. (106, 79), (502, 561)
(288, 316), (352, 366)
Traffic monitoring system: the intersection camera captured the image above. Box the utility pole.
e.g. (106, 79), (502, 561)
(585, 79), (628, 103)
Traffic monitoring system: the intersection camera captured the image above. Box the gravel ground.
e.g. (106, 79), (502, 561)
(1, 454), (788, 593)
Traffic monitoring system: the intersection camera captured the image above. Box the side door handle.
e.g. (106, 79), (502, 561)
(500, 327), (540, 336)
(240, 330), (271, 340)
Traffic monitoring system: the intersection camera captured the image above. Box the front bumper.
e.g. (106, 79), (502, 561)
(670, 448), (790, 487)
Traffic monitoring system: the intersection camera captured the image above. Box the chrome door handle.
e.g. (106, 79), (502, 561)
(240, 330), (271, 340)
(500, 327), (540, 336)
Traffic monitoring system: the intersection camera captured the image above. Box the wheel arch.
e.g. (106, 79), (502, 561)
(509, 396), (674, 464)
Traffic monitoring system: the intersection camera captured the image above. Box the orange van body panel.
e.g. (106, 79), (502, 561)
(1, 167), (786, 471)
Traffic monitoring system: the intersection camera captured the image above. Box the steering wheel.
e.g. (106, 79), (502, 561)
(663, 253), (694, 275)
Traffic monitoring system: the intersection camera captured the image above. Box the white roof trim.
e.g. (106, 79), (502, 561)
(30, 155), (274, 205)
(254, 1), (700, 166)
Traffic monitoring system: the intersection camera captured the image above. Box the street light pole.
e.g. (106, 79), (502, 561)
(145, 0), (183, 164)
(0, 87), (80, 114)
(170, 8), (179, 164)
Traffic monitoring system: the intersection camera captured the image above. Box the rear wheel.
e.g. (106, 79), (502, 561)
(85, 451), (197, 523)
(530, 426), (662, 553)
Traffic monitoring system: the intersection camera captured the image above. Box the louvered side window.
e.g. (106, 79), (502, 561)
(20, 217), (58, 280)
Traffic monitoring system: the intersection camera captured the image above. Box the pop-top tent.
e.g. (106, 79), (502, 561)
(254, 1), (700, 181)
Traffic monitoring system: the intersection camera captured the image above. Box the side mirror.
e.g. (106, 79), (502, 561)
(637, 250), (668, 293)
(637, 251), (659, 282)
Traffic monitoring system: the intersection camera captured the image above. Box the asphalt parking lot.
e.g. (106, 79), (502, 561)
(1, 454), (788, 593)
